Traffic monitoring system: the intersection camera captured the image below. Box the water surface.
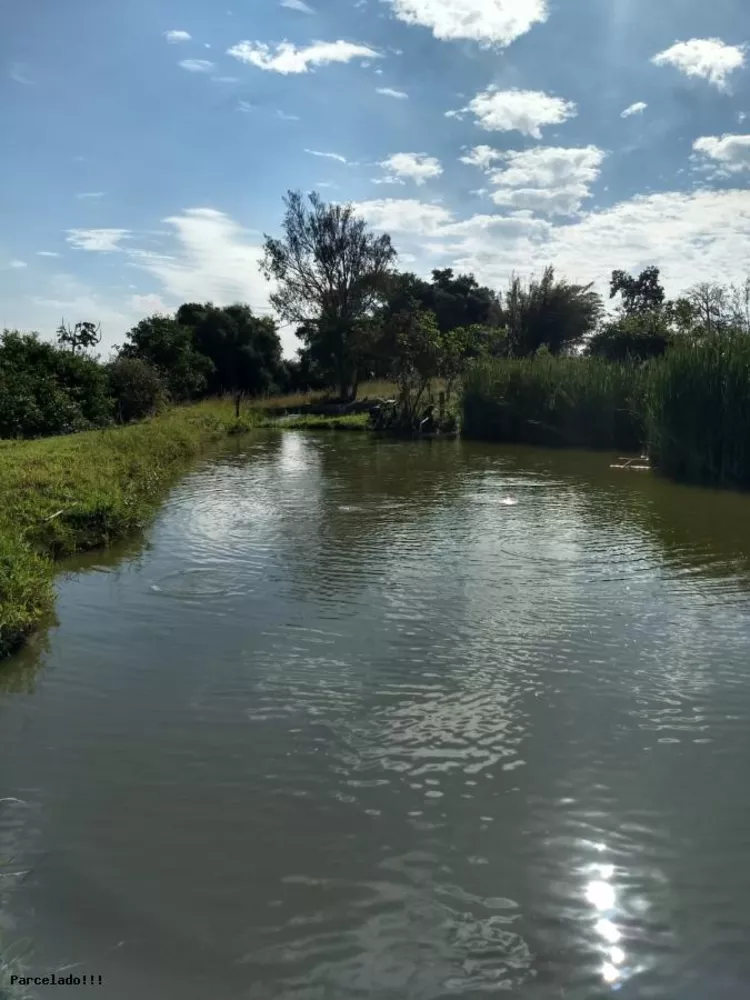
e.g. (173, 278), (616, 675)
(3, 431), (750, 999)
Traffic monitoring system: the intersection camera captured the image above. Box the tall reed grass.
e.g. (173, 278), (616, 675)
(462, 356), (646, 452)
(646, 335), (750, 488)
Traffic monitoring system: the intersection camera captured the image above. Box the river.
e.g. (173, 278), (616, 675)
(2, 431), (750, 999)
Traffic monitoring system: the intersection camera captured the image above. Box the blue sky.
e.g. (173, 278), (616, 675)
(2, 0), (749, 355)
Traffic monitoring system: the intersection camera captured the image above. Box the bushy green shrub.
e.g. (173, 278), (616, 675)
(107, 357), (167, 423)
(0, 331), (112, 438)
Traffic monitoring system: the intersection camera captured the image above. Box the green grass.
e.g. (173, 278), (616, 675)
(0, 399), (261, 660)
(646, 335), (750, 488)
(462, 356), (646, 452)
(269, 413), (370, 431)
(253, 380), (399, 413)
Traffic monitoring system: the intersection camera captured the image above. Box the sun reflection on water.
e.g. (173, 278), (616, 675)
(583, 847), (630, 990)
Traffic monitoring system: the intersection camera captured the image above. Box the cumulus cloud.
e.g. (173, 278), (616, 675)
(693, 134), (750, 172)
(37, 251), (61, 257)
(652, 38), (746, 91)
(67, 229), (131, 252)
(376, 87), (409, 99)
(352, 190), (750, 302)
(164, 30), (192, 43)
(448, 87), (577, 138)
(385, 0), (548, 48)
(621, 101), (647, 118)
(459, 145), (504, 169)
(179, 59), (215, 72)
(8, 260), (28, 269)
(484, 145), (605, 216)
(377, 152), (443, 185)
(227, 39), (380, 73)
(281, 0), (315, 11)
(351, 198), (453, 233)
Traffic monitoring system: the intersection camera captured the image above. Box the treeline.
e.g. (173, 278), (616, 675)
(3, 189), (750, 469)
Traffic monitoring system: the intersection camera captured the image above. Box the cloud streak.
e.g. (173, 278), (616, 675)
(227, 40), (380, 73)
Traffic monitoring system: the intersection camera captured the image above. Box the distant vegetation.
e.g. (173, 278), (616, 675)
(1, 188), (750, 482)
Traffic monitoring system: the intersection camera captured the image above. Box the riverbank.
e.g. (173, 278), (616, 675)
(0, 400), (259, 659)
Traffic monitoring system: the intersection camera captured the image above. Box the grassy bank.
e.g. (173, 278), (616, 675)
(462, 356), (646, 452)
(0, 399), (259, 659)
(273, 413), (370, 431)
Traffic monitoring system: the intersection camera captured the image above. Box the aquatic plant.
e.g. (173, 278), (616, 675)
(462, 356), (646, 452)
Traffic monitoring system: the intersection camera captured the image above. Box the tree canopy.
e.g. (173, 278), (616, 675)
(261, 190), (397, 400)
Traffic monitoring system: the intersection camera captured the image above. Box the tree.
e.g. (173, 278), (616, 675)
(0, 330), (112, 437)
(389, 305), (441, 427)
(261, 190), (397, 400)
(119, 315), (213, 401)
(56, 319), (102, 354)
(610, 267), (665, 316)
(176, 303), (285, 400)
(586, 313), (672, 362)
(107, 357), (166, 423)
(685, 282), (731, 335)
(504, 266), (602, 356)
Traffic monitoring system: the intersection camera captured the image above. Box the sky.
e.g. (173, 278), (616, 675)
(1, 0), (749, 357)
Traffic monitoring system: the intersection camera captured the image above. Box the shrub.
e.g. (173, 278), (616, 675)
(107, 357), (167, 423)
(0, 331), (112, 438)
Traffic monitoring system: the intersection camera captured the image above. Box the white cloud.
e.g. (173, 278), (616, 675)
(351, 198), (453, 233)
(227, 39), (380, 73)
(315, 181), (338, 189)
(67, 229), (131, 252)
(212, 75), (240, 83)
(128, 208), (272, 316)
(652, 38), (746, 91)
(281, 0), (315, 10)
(448, 87), (577, 138)
(305, 149), (350, 163)
(277, 109), (300, 120)
(459, 145), (504, 169)
(385, 0), (548, 48)
(371, 176), (406, 185)
(37, 251), (60, 257)
(621, 101), (647, 118)
(164, 30), (192, 43)
(377, 152), (443, 185)
(8, 260), (28, 269)
(76, 191), (105, 200)
(237, 100), (255, 113)
(353, 190), (750, 304)
(485, 145), (605, 216)
(376, 87), (409, 99)
(693, 134), (750, 172)
(179, 59), (215, 73)
(130, 293), (170, 313)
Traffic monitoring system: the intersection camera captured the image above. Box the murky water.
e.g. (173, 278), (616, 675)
(3, 431), (750, 999)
